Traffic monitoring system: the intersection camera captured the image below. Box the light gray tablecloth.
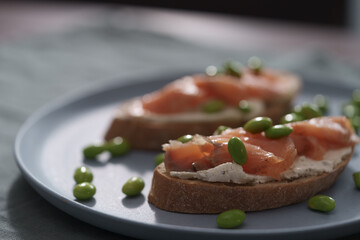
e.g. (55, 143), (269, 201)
(1, 19), (360, 240)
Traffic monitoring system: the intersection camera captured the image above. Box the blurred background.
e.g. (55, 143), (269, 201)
(103, 0), (359, 29)
(1, 1), (360, 37)
(1, 1), (360, 84)
(1, 1), (360, 64)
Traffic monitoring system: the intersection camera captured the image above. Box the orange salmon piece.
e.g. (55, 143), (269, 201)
(164, 140), (214, 172)
(142, 77), (206, 114)
(213, 129), (297, 179)
(289, 116), (359, 160)
(142, 71), (286, 114)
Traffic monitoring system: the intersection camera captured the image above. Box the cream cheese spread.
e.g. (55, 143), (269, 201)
(170, 147), (352, 184)
(118, 98), (265, 122)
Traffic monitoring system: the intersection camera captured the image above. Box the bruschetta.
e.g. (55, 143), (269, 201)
(148, 116), (359, 213)
(104, 64), (301, 150)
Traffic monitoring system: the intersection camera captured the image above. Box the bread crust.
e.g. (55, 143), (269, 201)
(105, 100), (292, 150)
(147, 148), (353, 213)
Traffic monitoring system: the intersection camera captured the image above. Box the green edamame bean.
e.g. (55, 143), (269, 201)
(247, 56), (263, 74)
(223, 60), (242, 78)
(104, 137), (131, 157)
(74, 166), (93, 184)
(214, 125), (230, 135)
(342, 103), (360, 119)
(350, 116), (360, 132)
(122, 177), (145, 197)
(308, 195), (335, 212)
(353, 172), (360, 189)
(177, 134), (193, 143)
(73, 182), (96, 200)
(313, 94), (328, 114)
(83, 145), (105, 159)
(202, 100), (225, 113)
(352, 89), (360, 107)
(265, 124), (293, 139)
(227, 137), (247, 165)
(205, 65), (219, 76)
(243, 117), (273, 133)
(293, 103), (322, 119)
(155, 153), (165, 166)
(280, 113), (304, 124)
(216, 209), (246, 229)
(238, 100), (251, 113)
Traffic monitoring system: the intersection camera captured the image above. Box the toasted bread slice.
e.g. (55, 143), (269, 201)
(104, 71), (301, 150)
(148, 148), (353, 213)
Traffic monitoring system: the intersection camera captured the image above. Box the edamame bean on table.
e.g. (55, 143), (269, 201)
(122, 177), (145, 197)
(216, 209), (246, 229)
(105, 136), (131, 157)
(353, 172), (360, 189)
(74, 166), (93, 184)
(83, 136), (131, 159)
(83, 145), (105, 159)
(308, 195), (335, 212)
(73, 182), (96, 200)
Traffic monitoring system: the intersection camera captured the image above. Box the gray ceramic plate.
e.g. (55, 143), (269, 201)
(14, 72), (360, 240)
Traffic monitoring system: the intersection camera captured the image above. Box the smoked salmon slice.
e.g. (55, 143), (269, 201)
(142, 70), (295, 114)
(163, 116), (359, 180)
